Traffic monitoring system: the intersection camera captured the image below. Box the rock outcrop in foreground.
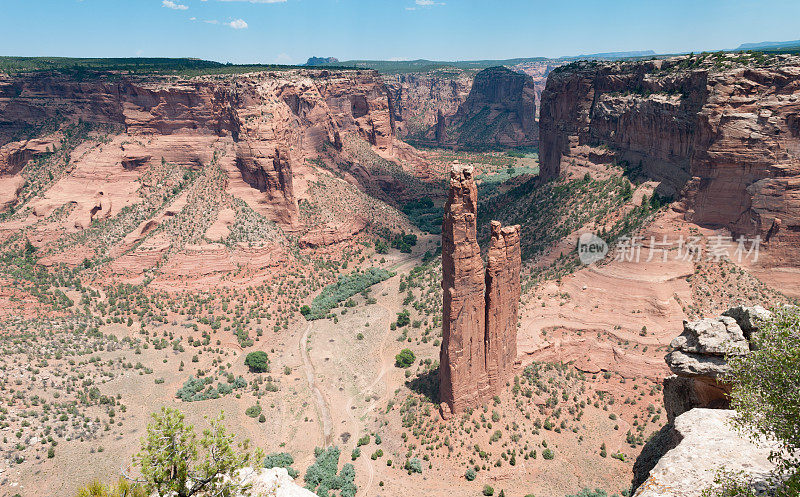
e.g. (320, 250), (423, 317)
(440, 164), (521, 416)
(663, 305), (770, 423)
(238, 468), (316, 497)
(633, 305), (777, 496)
(633, 409), (777, 497)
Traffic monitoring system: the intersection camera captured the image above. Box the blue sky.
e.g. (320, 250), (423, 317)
(1, 0), (799, 64)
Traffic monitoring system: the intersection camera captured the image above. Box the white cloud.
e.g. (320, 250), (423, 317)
(415, 0), (445, 5)
(218, 0), (286, 3)
(275, 53), (293, 64)
(162, 0), (189, 10)
(226, 18), (249, 29)
(204, 19), (220, 24)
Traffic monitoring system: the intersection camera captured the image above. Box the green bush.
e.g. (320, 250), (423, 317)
(176, 375), (246, 402)
(264, 452), (298, 479)
(245, 405), (262, 418)
(728, 307), (800, 495)
(566, 489), (608, 497)
(244, 351), (270, 373)
(542, 448), (554, 460)
(396, 310), (411, 327)
(483, 485), (495, 496)
(304, 447), (356, 497)
(405, 458), (422, 474)
(395, 349), (416, 368)
(465, 468), (476, 481)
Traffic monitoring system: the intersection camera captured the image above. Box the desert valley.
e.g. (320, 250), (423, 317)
(1, 6), (800, 497)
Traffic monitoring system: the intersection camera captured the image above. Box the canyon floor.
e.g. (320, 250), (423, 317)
(1, 150), (793, 497)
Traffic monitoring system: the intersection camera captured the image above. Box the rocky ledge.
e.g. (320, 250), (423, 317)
(633, 408), (777, 497)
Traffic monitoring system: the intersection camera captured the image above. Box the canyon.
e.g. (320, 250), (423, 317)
(0, 51), (798, 497)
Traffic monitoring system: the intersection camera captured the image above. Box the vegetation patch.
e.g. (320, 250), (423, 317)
(302, 268), (394, 320)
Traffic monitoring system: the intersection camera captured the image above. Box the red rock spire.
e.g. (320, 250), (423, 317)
(440, 164), (521, 417)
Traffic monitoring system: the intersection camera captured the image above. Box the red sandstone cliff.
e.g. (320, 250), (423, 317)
(0, 69), (398, 232)
(440, 164), (521, 416)
(429, 67), (538, 149)
(386, 67), (538, 149)
(384, 72), (473, 139)
(539, 55), (800, 269)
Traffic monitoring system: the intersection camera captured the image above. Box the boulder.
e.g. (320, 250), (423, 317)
(236, 468), (316, 497)
(722, 305), (772, 337)
(662, 307), (770, 423)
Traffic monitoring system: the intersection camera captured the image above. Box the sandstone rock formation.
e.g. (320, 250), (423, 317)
(440, 164), (521, 416)
(485, 221), (521, 393)
(0, 68), (400, 232)
(432, 67), (537, 149)
(633, 409), (777, 497)
(662, 305), (770, 423)
(539, 55), (800, 271)
(385, 72), (472, 139)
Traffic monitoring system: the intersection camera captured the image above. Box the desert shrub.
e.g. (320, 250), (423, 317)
(304, 268), (393, 320)
(542, 448), (554, 460)
(264, 452), (298, 479)
(465, 467), (476, 481)
(395, 349), (416, 368)
(483, 485), (495, 496)
(304, 447), (356, 497)
(405, 457), (423, 474)
(395, 310), (411, 327)
(245, 405), (262, 418)
(75, 479), (147, 497)
(244, 351), (270, 373)
(566, 490), (607, 497)
(701, 471), (761, 497)
(176, 376), (246, 402)
(727, 306), (800, 495)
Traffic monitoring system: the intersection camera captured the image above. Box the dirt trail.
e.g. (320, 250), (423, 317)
(296, 251), (424, 496)
(300, 321), (334, 447)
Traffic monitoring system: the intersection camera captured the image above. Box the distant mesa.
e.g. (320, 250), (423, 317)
(737, 39), (800, 50)
(305, 56), (340, 66)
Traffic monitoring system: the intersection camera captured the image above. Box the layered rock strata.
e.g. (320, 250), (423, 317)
(440, 164), (521, 416)
(539, 55), (800, 269)
(432, 67), (538, 149)
(0, 69), (398, 231)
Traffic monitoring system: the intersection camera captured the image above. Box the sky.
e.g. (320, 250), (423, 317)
(1, 0), (799, 65)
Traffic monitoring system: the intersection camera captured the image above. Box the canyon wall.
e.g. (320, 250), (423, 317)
(440, 164), (520, 416)
(384, 72), (472, 139)
(0, 68), (397, 229)
(539, 55), (800, 269)
(386, 66), (538, 149)
(431, 67), (538, 149)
